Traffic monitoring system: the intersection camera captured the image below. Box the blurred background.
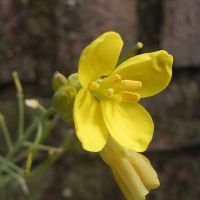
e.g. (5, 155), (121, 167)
(0, 0), (200, 199)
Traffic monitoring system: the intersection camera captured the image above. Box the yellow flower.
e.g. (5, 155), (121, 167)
(100, 137), (160, 200)
(74, 31), (173, 152)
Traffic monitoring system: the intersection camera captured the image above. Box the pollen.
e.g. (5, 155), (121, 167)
(89, 81), (100, 91)
(120, 80), (142, 90)
(119, 91), (140, 102)
(111, 74), (122, 83)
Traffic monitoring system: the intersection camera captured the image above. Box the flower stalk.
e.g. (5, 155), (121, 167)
(12, 71), (25, 143)
(0, 114), (14, 153)
(117, 41), (144, 65)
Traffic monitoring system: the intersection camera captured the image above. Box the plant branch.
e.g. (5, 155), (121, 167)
(12, 72), (24, 142)
(0, 114), (13, 153)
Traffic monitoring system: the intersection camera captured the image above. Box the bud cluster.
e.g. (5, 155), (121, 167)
(52, 72), (81, 122)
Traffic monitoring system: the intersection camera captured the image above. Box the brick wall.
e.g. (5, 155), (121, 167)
(0, 0), (200, 199)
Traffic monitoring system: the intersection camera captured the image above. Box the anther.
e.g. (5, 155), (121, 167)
(111, 74), (122, 83)
(120, 80), (142, 90)
(106, 88), (114, 97)
(89, 81), (100, 91)
(119, 91), (140, 102)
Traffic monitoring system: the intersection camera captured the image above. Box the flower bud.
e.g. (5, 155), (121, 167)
(136, 42), (144, 49)
(53, 84), (78, 122)
(25, 99), (40, 109)
(52, 72), (68, 92)
(68, 73), (81, 90)
(53, 90), (71, 113)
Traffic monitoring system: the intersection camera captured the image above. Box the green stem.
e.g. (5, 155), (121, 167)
(6, 107), (55, 159)
(31, 131), (75, 177)
(12, 72), (24, 142)
(117, 42), (144, 65)
(0, 156), (23, 174)
(23, 142), (63, 153)
(24, 111), (54, 175)
(13, 116), (56, 163)
(2, 165), (29, 194)
(34, 122), (43, 144)
(24, 107), (55, 140)
(24, 148), (35, 176)
(0, 114), (13, 153)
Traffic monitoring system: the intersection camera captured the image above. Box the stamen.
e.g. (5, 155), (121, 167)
(89, 81), (100, 91)
(119, 91), (140, 102)
(120, 80), (142, 90)
(111, 74), (122, 83)
(106, 88), (114, 97)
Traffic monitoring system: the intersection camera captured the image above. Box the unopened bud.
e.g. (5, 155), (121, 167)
(52, 72), (68, 92)
(25, 99), (40, 109)
(53, 84), (77, 112)
(53, 91), (70, 113)
(68, 73), (81, 89)
(136, 42), (144, 49)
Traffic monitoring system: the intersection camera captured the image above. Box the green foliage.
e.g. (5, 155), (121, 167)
(0, 72), (75, 195)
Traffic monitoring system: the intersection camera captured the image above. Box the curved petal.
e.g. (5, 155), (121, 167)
(101, 101), (154, 152)
(127, 151), (160, 190)
(100, 137), (158, 200)
(73, 88), (108, 152)
(112, 160), (148, 200)
(78, 32), (123, 88)
(114, 50), (173, 98)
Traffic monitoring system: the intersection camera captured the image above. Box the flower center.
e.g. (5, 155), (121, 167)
(88, 73), (142, 103)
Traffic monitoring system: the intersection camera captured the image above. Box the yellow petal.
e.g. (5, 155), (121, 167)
(101, 101), (154, 152)
(114, 50), (173, 98)
(100, 137), (159, 200)
(100, 139), (148, 200)
(73, 88), (108, 152)
(112, 159), (148, 200)
(127, 151), (160, 190)
(78, 32), (123, 88)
